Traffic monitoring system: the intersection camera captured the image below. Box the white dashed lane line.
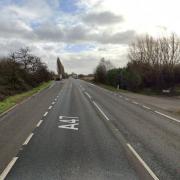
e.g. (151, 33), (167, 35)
(127, 143), (159, 180)
(48, 106), (52, 110)
(43, 112), (48, 117)
(0, 157), (19, 180)
(142, 105), (151, 110)
(132, 101), (139, 105)
(52, 102), (55, 105)
(93, 101), (110, 121)
(85, 92), (92, 100)
(155, 111), (180, 123)
(23, 133), (34, 146)
(36, 120), (43, 127)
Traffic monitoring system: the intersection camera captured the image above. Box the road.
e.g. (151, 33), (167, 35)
(0, 78), (180, 179)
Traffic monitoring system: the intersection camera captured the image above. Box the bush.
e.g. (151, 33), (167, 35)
(0, 48), (53, 101)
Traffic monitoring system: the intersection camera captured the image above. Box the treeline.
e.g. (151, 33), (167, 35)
(95, 34), (180, 94)
(0, 47), (53, 100)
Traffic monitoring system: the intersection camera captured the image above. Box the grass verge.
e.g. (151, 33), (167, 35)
(0, 81), (52, 114)
(88, 81), (180, 98)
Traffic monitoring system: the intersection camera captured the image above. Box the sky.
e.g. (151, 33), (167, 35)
(0, 0), (180, 74)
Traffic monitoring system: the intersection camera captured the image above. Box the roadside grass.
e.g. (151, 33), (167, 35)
(97, 83), (129, 93)
(86, 80), (180, 97)
(0, 81), (52, 114)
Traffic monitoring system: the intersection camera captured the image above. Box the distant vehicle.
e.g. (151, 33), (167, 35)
(72, 73), (78, 79)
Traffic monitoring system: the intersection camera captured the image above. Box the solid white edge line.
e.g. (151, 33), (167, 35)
(93, 101), (110, 121)
(142, 105), (151, 110)
(127, 143), (159, 180)
(155, 111), (180, 123)
(43, 112), (48, 117)
(0, 157), (18, 180)
(48, 106), (52, 110)
(36, 120), (43, 127)
(23, 133), (34, 145)
(85, 92), (91, 99)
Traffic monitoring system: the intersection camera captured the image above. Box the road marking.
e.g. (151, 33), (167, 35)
(48, 106), (52, 110)
(54, 98), (57, 101)
(85, 92), (91, 99)
(142, 105), (151, 110)
(93, 101), (110, 121)
(43, 112), (48, 117)
(155, 111), (180, 123)
(57, 95), (59, 98)
(132, 101), (139, 105)
(60, 119), (79, 123)
(119, 95), (122, 98)
(58, 116), (79, 130)
(23, 133), (34, 145)
(58, 123), (79, 130)
(125, 98), (129, 101)
(90, 83), (95, 86)
(0, 157), (18, 180)
(52, 102), (55, 105)
(127, 143), (159, 180)
(36, 120), (43, 127)
(59, 116), (78, 119)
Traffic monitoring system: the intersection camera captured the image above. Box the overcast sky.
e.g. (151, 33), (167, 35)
(0, 0), (180, 74)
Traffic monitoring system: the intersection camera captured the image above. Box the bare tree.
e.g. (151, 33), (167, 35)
(128, 33), (180, 89)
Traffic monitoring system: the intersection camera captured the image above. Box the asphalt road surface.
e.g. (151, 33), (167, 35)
(0, 78), (180, 179)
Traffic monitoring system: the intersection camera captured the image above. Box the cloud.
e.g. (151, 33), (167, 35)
(0, 0), (141, 74)
(95, 30), (136, 44)
(33, 24), (136, 45)
(83, 11), (124, 25)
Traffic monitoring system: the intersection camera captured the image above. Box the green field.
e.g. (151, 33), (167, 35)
(0, 81), (52, 114)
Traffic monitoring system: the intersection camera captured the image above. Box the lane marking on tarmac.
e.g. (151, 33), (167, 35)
(93, 101), (110, 121)
(127, 143), (159, 180)
(132, 101), (139, 105)
(0, 157), (18, 180)
(85, 92), (92, 99)
(48, 106), (52, 110)
(155, 111), (180, 123)
(23, 133), (34, 145)
(86, 81), (179, 124)
(52, 102), (55, 105)
(43, 112), (48, 117)
(142, 105), (151, 110)
(58, 116), (79, 130)
(36, 120), (43, 127)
